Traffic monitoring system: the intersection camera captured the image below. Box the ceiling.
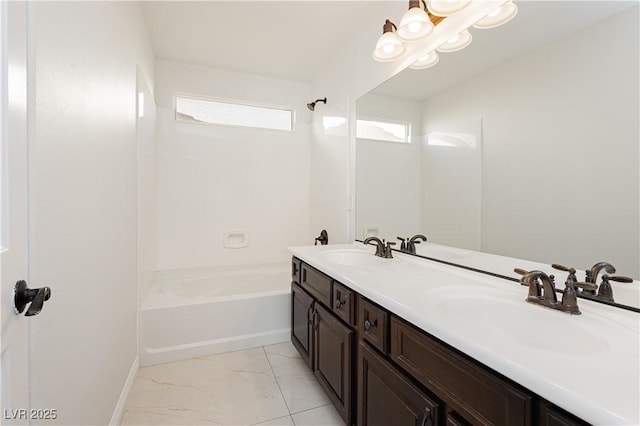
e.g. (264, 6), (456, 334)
(140, 1), (403, 83)
(371, 1), (638, 101)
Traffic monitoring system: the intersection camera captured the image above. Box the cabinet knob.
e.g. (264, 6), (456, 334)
(364, 319), (377, 330)
(335, 299), (343, 309)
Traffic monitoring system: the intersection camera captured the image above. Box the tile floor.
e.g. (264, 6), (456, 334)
(121, 342), (346, 426)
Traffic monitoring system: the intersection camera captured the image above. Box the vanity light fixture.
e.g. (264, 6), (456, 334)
(397, 0), (434, 42)
(372, 20), (405, 62)
(436, 29), (472, 53)
(410, 51), (439, 69)
(473, 0), (518, 29)
(427, 0), (471, 17)
(373, 1), (518, 67)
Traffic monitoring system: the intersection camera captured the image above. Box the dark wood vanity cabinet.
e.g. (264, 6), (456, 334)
(290, 257), (589, 426)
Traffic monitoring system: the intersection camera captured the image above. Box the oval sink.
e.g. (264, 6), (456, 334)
(422, 286), (630, 356)
(320, 249), (392, 267)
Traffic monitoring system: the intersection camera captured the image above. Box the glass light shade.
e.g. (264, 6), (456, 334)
(473, 1), (518, 29)
(427, 0), (471, 17)
(373, 32), (405, 62)
(397, 7), (434, 42)
(409, 51), (439, 69)
(436, 29), (472, 53)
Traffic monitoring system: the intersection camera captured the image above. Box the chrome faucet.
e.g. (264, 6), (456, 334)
(515, 267), (597, 315)
(363, 237), (395, 258)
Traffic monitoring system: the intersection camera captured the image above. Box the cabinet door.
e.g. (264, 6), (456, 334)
(314, 304), (354, 425)
(291, 282), (314, 368)
(358, 341), (439, 426)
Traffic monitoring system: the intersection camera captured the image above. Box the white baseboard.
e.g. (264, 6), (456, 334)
(109, 355), (140, 425)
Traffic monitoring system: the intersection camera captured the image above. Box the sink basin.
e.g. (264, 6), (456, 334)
(422, 286), (633, 356)
(320, 249), (392, 267)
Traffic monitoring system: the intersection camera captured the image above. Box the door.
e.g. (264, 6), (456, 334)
(1, 2), (31, 423)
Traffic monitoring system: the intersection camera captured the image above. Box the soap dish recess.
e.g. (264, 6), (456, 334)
(224, 230), (249, 249)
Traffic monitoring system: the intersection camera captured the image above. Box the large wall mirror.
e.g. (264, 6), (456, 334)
(356, 1), (639, 307)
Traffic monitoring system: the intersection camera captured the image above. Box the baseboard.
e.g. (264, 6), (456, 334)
(109, 355), (139, 425)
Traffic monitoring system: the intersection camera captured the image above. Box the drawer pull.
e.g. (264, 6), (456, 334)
(335, 298), (344, 309)
(421, 407), (432, 426)
(364, 319), (378, 330)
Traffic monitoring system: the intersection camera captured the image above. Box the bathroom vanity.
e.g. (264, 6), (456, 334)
(289, 243), (639, 426)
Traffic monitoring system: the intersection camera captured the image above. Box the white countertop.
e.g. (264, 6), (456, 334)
(288, 243), (640, 425)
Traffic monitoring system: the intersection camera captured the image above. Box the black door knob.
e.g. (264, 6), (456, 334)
(14, 280), (51, 317)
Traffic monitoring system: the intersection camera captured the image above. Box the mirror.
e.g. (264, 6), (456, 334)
(356, 1), (639, 307)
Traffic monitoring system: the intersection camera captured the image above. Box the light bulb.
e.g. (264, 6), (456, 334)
(409, 51), (439, 69)
(373, 23), (405, 62)
(436, 29), (472, 53)
(408, 21), (422, 33)
(427, 0), (471, 17)
(473, 1), (518, 29)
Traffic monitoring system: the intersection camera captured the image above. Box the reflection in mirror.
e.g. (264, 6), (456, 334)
(356, 1), (639, 307)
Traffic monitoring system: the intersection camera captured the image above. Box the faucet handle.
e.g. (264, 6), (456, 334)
(552, 264), (578, 287)
(607, 275), (634, 283)
(514, 268), (529, 286)
(396, 237), (407, 252)
(383, 241), (396, 259)
(551, 263), (571, 272)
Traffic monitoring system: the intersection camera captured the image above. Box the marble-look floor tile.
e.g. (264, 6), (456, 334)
(264, 343), (331, 413)
(291, 404), (346, 426)
(123, 347), (289, 425)
(253, 414), (295, 425)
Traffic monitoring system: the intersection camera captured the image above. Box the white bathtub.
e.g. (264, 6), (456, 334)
(140, 264), (291, 366)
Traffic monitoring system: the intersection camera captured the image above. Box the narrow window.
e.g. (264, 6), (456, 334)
(175, 94), (293, 132)
(356, 118), (411, 144)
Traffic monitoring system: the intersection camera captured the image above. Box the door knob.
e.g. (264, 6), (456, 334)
(13, 280), (51, 317)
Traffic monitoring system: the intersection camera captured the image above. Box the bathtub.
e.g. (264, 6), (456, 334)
(140, 263), (291, 366)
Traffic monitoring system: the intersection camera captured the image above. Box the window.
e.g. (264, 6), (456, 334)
(175, 94), (293, 131)
(356, 119), (411, 143)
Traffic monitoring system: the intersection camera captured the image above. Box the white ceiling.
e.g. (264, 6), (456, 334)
(141, 1), (637, 87)
(371, 1), (638, 101)
(140, 1), (402, 83)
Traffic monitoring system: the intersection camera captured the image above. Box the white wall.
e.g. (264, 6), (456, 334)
(422, 7), (639, 275)
(28, 2), (154, 424)
(155, 60), (311, 271)
(137, 70), (158, 303)
(356, 93), (421, 240)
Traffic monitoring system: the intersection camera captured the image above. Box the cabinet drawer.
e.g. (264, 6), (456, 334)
(301, 263), (332, 308)
(358, 297), (389, 354)
(291, 257), (301, 285)
(332, 282), (355, 326)
(390, 317), (532, 426)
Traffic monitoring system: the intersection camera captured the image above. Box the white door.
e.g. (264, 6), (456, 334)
(1, 3), (48, 424)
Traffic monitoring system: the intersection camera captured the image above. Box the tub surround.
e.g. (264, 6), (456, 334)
(288, 243), (640, 425)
